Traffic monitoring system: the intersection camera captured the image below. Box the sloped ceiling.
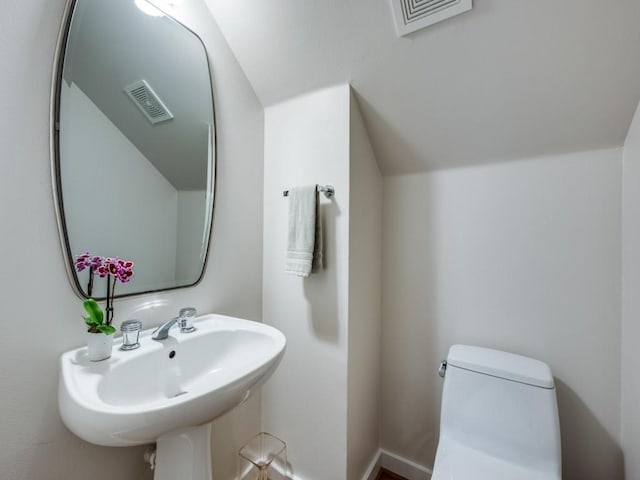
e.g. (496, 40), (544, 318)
(204, 0), (640, 175)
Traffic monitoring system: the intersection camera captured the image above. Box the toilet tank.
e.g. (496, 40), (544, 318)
(439, 345), (561, 474)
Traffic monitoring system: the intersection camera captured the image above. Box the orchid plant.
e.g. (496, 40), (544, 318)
(82, 298), (115, 335)
(75, 253), (135, 334)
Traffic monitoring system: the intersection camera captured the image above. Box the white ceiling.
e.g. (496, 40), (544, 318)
(205, 0), (640, 175)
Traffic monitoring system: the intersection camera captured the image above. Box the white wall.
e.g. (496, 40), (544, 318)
(380, 148), (623, 480)
(61, 82), (179, 293)
(262, 84), (382, 480)
(262, 84), (351, 480)
(622, 99), (640, 480)
(0, 0), (264, 478)
(347, 92), (382, 480)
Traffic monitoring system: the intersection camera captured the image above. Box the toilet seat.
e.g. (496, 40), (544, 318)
(432, 440), (561, 480)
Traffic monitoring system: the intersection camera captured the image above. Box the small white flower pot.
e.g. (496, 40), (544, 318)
(87, 332), (114, 361)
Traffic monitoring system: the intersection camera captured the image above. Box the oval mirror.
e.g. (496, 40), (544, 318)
(52, 0), (216, 298)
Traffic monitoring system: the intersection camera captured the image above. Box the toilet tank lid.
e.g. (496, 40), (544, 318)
(447, 345), (555, 389)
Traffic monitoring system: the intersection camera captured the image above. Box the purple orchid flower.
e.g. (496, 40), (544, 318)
(74, 253), (106, 273)
(116, 259), (134, 283)
(89, 255), (103, 269)
(74, 252), (92, 272)
(80, 255), (134, 283)
(74, 252), (135, 328)
(95, 264), (109, 278)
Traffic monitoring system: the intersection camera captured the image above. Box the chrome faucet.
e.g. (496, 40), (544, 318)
(151, 317), (179, 341)
(152, 307), (197, 341)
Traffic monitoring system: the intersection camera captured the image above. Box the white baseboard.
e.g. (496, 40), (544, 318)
(361, 449), (432, 480)
(278, 448), (432, 480)
(362, 450), (383, 480)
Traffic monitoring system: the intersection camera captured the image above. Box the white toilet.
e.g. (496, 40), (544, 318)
(432, 345), (562, 480)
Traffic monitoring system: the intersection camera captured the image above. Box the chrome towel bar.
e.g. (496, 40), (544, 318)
(283, 184), (335, 199)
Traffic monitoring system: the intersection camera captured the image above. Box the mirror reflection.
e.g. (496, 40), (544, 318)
(55, 0), (216, 297)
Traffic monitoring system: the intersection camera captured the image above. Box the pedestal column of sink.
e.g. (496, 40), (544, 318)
(154, 423), (213, 480)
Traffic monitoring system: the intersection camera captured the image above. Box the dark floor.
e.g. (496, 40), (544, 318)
(375, 468), (410, 480)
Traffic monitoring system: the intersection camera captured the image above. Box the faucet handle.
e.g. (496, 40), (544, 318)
(178, 307), (196, 333)
(120, 319), (142, 351)
(179, 307), (196, 318)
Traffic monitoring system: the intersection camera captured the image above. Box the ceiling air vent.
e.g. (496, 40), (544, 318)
(124, 79), (174, 124)
(391, 0), (472, 37)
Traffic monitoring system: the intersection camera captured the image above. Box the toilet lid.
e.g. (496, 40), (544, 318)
(432, 442), (561, 480)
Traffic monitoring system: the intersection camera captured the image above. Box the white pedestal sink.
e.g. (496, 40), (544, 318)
(58, 314), (286, 480)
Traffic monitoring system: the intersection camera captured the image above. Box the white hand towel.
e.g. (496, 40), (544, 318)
(286, 185), (323, 277)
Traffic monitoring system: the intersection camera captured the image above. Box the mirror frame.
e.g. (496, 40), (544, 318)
(50, 0), (218, 300)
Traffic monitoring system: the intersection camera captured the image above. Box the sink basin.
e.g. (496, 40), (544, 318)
(59, 314), (286, 447)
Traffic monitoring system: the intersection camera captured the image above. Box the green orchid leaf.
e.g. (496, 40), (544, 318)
(97, 324), (116, 335)
(83, 315), (99, 326)
(83, 299), (104, 325)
